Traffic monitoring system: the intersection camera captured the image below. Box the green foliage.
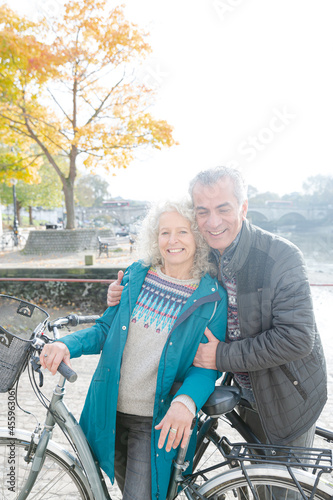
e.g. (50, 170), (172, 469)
(249, 175), (333, 207)
(75, 174), (110, 208)
(23, 162), (63, 209)
(248, 191), (280, 206)
(302, 175), (333, 205)
(0, 162), (63, 210)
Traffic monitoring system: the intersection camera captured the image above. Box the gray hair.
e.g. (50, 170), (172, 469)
(189, 166), (248, 206)
(135, 199), (213, 279)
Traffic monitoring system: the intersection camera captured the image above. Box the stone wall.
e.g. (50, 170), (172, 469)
(23, 229), (113, 254)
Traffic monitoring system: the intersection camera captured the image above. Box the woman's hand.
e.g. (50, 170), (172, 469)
(40, 342), (71, 376)
(155, 402), (194, 452)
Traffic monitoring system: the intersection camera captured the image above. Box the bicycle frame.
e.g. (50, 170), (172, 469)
(17, 374), (110, 500)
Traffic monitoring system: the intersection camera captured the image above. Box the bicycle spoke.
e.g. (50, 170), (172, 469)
(0, 437), (89, 499)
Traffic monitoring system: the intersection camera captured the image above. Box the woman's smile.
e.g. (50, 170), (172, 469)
(158, 211), (196, 279)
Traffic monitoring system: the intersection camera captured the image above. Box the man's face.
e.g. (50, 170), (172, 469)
(192, 177), (248, 254)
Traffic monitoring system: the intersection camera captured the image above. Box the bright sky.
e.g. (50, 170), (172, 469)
(6, 0), (333, 202)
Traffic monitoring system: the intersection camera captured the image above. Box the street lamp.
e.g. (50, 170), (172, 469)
(10, 178), (19, 246)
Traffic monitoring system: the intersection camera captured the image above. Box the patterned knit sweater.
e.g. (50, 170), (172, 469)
(117, 266), (199, 416)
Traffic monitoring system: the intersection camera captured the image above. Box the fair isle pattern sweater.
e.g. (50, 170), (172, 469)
(117, 266), (200, 416)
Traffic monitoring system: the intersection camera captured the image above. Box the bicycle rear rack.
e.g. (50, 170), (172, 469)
(220, 437), (333, 471)
(220, 437), (333, 500)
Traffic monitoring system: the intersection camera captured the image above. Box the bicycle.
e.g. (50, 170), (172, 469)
(0, 293), (332, 499)
(0, 229), (26, 251)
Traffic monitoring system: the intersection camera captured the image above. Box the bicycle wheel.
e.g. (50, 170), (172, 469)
(191, 464), (333, 499)
(17, 234), (26, 249)
(0, 234), (14, 251)
(0, 432), (90, 499)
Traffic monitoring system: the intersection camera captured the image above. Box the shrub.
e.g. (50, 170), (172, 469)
(0, 281), (109, 315)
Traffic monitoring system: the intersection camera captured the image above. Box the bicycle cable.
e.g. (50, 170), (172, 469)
(13, 371), (40, 429)
(27, 350), (87, 465)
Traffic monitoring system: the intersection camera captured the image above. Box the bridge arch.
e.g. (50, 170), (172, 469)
(278, 212), (307, 225)
(247, 210), (268, 225)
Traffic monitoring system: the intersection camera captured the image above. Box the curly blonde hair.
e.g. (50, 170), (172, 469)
(135, 199), (213, 279)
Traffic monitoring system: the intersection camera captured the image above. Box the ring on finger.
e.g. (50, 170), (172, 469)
(169, 428), (177, 434)
(44, 354), (48, 357)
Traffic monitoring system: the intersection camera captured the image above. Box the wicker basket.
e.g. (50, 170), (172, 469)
(0, 295), (49, 392)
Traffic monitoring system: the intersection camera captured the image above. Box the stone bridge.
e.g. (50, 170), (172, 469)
(247, 204), (331, 225)
(103, 204), (148, 226)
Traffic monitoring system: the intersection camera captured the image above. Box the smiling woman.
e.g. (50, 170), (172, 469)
(39, 198), (228, 500)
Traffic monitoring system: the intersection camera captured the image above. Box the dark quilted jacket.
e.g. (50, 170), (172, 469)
(215, 219), (327, 444)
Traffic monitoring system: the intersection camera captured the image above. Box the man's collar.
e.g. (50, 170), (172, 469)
(211, 224), (243, 261)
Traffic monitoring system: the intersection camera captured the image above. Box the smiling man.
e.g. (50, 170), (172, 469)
(190, 166), (327, 460)
(106, 166), (327, 464)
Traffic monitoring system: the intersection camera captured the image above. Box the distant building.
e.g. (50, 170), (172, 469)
(103, 200), (130, 208)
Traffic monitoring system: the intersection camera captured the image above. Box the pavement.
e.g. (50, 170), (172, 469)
(0, 243), (135, 270)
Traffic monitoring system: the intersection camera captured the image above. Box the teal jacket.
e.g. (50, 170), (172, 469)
(60, 261), (227, 500)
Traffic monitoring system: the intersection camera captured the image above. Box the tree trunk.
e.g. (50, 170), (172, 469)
(59, 142), (79, 229)
(16, 200), (22, 226)
(29, 206), (33, 225)
(62, 178), (76, 229)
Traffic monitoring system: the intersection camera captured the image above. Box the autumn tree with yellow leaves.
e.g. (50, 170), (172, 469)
(0, 0), (176, 228)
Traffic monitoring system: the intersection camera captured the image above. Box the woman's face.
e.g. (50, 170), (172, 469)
(158, 211), (196, 277)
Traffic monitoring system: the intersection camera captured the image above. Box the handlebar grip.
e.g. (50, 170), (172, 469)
(67, 314), (99, 326)
(57, 361), (78, 383)
(76, 315), (100, 325)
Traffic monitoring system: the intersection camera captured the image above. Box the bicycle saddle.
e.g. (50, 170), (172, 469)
(170, 382), (241, 418)
(201, 386), (241, 417)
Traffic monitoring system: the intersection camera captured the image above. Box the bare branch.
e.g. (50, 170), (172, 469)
(46, 87), (73, 124)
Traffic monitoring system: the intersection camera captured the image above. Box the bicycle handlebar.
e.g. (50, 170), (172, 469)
(32, 313), (100, 383)
(48, 314), (100, 331)
(57, 360), (78, 383)
(47, 313), (99, 382)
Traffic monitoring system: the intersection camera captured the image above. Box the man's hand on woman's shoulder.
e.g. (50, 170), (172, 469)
(107, 270), (124, 307)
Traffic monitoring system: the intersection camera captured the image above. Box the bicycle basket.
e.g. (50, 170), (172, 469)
(0, 294), (49, 392)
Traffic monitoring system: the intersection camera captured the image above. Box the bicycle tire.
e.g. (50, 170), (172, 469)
(1, 234), (14, 251)
(190, 464), (333, 499)
(0, 429), (91, 499)
(17, 234), (26, 250)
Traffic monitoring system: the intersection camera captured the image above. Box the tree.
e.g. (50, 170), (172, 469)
(0, 1), (177, 228)
(0, 143), (42, 185)
(248, 191), (280, 206)
(302, 175), (333, 205)
(75, 174), (110, 207)
(247, 185), (259, 199)
(0, 161), (63, 225)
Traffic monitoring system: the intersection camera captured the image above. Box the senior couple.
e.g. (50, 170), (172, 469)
(41, 166), (327, 500)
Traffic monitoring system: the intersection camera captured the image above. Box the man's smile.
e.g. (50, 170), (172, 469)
(208, 229), (227, 236)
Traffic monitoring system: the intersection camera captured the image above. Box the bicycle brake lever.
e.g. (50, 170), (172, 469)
(30, 355), (44, 387)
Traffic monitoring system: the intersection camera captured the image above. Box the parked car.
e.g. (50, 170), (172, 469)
(45, 223), (63, 230)
(114, 227), (129, 237)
